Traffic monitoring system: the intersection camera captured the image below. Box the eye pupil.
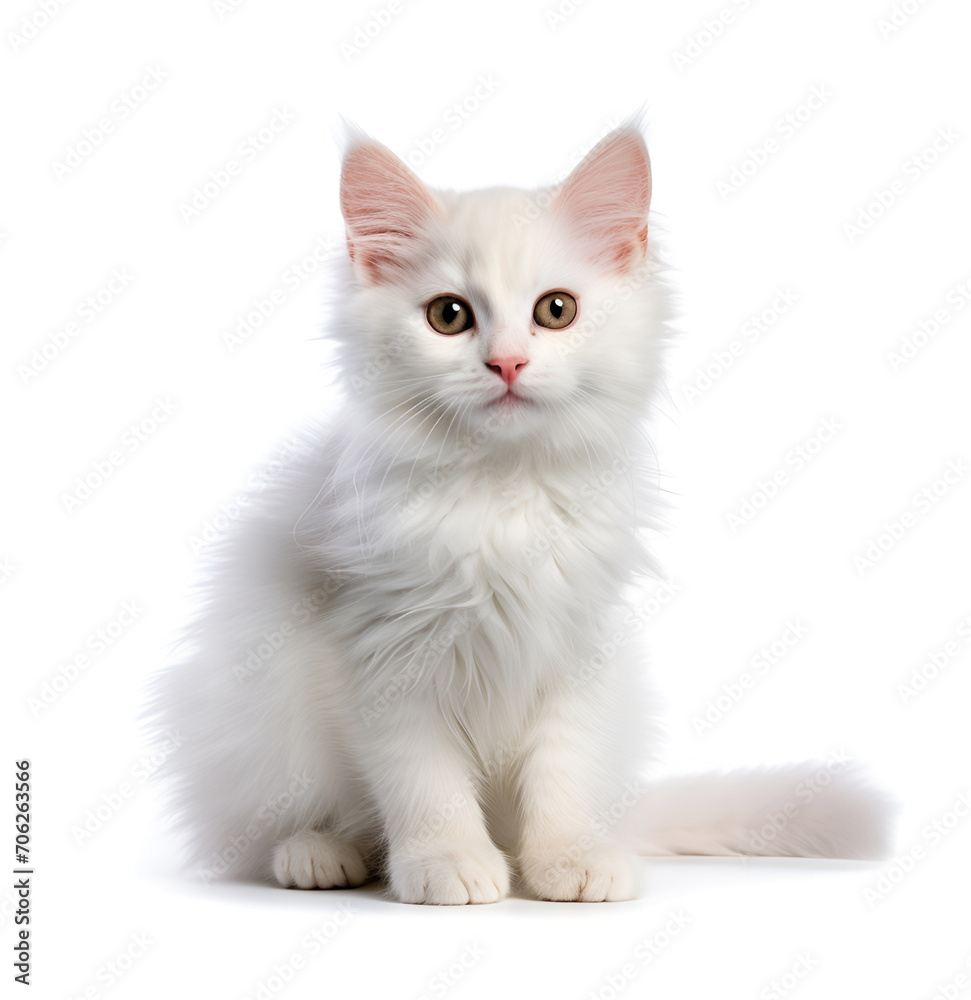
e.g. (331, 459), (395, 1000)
(550, 298), (563, 319)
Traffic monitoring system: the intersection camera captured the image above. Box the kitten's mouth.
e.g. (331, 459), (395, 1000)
(488, 389), (531, 410)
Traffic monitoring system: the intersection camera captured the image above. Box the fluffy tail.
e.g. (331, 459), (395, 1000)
(626, 760), (896, 860)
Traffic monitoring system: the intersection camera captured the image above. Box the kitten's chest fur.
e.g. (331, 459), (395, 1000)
(325, 455), (642, 685)
(406, 459), (628, 585)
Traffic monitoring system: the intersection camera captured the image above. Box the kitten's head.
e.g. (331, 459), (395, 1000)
(333, 122), (668, 459)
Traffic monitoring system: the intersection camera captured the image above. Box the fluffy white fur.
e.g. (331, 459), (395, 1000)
(147, 123), (892, 904)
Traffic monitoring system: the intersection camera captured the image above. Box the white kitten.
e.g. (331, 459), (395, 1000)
(148, 122), (892, 904)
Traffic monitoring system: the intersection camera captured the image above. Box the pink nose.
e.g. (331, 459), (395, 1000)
(486, 356), (529, 385)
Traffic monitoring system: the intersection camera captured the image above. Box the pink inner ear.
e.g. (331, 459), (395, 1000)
(340, 140), (440, 280)
(555, 127), (652, 272)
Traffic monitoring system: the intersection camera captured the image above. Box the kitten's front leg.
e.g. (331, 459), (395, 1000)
(355, 699), (509, 905)
(514, 683), (638, 902)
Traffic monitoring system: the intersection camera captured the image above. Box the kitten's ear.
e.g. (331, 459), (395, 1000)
(554, 125), (651, 272)
(339, 130), (441, 283)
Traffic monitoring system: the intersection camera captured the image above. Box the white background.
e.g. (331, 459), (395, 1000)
(3, 0), (971, 997)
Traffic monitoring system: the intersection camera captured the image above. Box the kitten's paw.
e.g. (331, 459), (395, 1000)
(273, 831), (370, 889)
(389, 842), (510, 905)
(520, 843), (636, 902)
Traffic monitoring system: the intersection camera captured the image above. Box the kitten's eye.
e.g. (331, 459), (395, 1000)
(426, 295), (475, 335)
(533, 290), (578, 330)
